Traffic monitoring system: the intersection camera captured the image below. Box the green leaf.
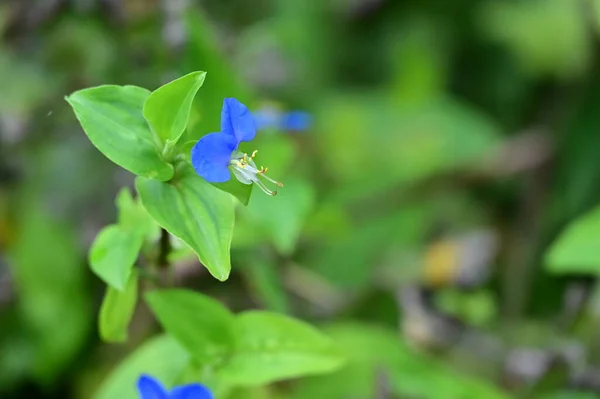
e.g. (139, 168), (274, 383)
(94, 335), (190, 399)
(98, 271), (138, 343)
(116, 188), (158, 236)
(241, 258), (290, 314)
(245, 177), (315, 255)
(89, 225), (144, 291)
(66, 85), (174, 180)
(143, 71), (206, 144)
(213, 179), (253, 206)
(136, 164), (235, 281)
(220, 311), (345, 386)
(145, 290), (236, 361)
(546, 205), (600, 274)
(8, 206), (91, 383)
(89, 188), (157, 290)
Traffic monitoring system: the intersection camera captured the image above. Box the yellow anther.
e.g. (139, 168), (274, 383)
(235, 160), (247, 169)
(251, 150), (258, 158)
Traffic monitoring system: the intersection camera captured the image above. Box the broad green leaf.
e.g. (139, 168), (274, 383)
(143, 71), (206, 144)
(89, 225), (144, 291)
(546, 205), (600, 274)
(136, 165), (235, 281)
(94, 335), (190, 399)
(98, 271), (138, 343)
(145, 290), (236, 361)
(220, 311), (345, 386)
(66, 85), (174, 180)
(245, 177), (315, 255)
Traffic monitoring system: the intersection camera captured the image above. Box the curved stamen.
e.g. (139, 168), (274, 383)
(229, 149), (283, 195)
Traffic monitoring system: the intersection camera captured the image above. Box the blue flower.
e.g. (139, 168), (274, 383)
(137, 374), (213, 399)
(253, 106), (312, 132)
(191, 98), (283, 196)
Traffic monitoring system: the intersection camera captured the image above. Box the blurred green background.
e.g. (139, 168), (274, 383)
(4, 0), (600, 398)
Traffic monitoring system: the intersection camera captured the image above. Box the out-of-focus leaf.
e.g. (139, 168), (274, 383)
(66, 85), (174, 180)
(98, 271), (138, 343)
(94, 335), (190, 399)
(318, 94), (501, 198)
(290, 323), (510, 399)
(44, 18), (116, 83)
(434, 289), (497, 327)
(219, 311), (345, 386)
(546, 205), (600, 274)
(542, 392), (600, 399)
(244, 177), (315, 255)
(306, 204), (430, 290)
(181, 9), (251, 143)
(143, 71), (206, 144)
(145, 290), (236, 361)
(0, 53), (52, 114)
(8, 207), (91, 384)
(480, 0), (590, 79)
(136, 165), (235, 281)
(241, 257), (290, 314)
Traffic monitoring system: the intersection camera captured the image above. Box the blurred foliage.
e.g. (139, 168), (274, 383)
(3, 0), (600, 398)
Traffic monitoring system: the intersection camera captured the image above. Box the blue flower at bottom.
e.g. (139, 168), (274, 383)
(191, 98), (283, 196)
(137, 374), (213, 399)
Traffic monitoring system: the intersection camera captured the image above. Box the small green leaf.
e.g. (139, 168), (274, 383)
(213, 179), (253, 206)
(546, 205), (600, 274)
(99, 271), (138, 343)
(89, 225), (143, 291)
(136, 165), (235, 281)
(145, 290), (236, 361)
(66, 85), (174, 180)
(94, 335), (190, 399)
(220, 311), (345, 386)
(116, 188), (158, 235)
(143, 71), (206, 144)
(89, 189), (157, 290)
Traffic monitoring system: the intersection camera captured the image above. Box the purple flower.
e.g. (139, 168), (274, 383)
(191, 98), (283, 196)
(137, 374), (213, 399)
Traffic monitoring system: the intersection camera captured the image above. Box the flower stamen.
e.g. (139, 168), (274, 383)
(229, 150), (283, 196)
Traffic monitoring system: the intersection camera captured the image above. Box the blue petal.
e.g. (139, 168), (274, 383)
(137, 375), (169, 399)
(169, 384), (214, 399)
(253, 109), (283, 131)
(282, 111), (312, 131)
(221, 98), (256, 143)
(191, 132), (237, 183)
